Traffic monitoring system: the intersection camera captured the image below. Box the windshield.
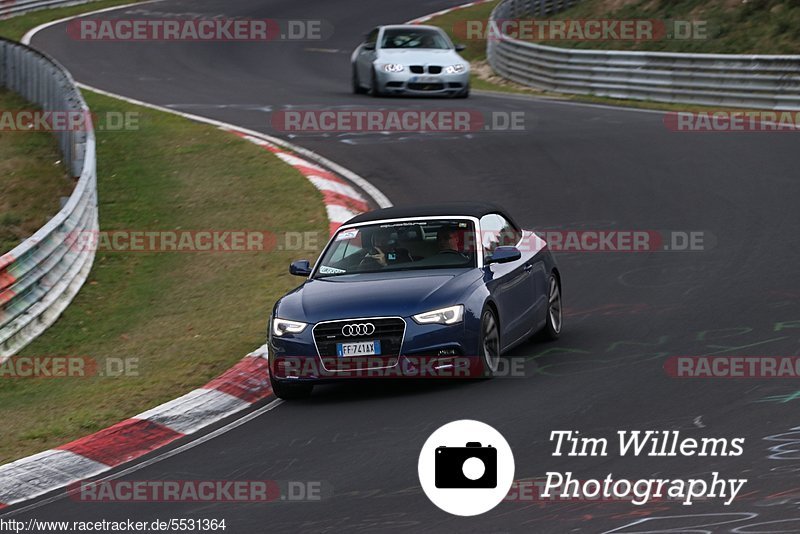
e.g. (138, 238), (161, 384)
(380, 29), (451, 50)
(315, 219), (477, 278)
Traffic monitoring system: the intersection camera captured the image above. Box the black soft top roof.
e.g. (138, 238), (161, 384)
(344, 202), (517, 228)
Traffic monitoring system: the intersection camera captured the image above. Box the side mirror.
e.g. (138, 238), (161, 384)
(363, 42), (376, 51)
(289, 260), (312, 276)
(455, 43), (467, 52)
(487, 246), (521, 265)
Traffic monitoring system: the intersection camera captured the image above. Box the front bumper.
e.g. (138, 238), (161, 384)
(375, 70), (470, 95)
(269, 316), (481, 382)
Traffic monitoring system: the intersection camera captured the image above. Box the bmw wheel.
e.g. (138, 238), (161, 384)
(479, 307), (501, 377)
(352, 66), (366, 94)
(542, 274), (562, 340)
(370, 68), (383, 97)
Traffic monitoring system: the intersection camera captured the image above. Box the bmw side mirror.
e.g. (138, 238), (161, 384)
(487, 246), (521, 265)
(364, 42), (376, 51)
(289, 260), (312, 276)
(455, 43), (467, 52)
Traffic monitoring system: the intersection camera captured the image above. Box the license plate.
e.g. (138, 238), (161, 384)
(337, 340), (381, 357)
(409, 76), (438, 83)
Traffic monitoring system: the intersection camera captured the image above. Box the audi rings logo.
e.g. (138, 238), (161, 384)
(342, 323), (376, 337)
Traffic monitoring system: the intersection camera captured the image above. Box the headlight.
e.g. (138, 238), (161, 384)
(444, 64), (467, 74)
(272, 317), (308, 337)
(383, 63), (405, 73)
(413, 305), (464, 325)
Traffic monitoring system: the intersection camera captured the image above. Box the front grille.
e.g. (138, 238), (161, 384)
(428, 66), (442, 74)
(313, 318), (406, 360)
(409, 65), (424, 74)
(408, 83), (445, 91)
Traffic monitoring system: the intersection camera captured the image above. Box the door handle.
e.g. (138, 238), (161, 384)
(524, 264), (533, 272)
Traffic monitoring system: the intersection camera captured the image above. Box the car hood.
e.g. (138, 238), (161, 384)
(378, 48), (463, 65)
(276, 269), (481, 323)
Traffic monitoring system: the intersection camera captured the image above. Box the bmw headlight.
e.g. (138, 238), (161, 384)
(444, 64), (467, 74)
(383, 63), (405, 73)
(412, 305), (464, 325)
(272, 317), (308, 336)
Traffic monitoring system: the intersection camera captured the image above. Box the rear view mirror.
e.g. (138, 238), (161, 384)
(455, 43), (467, 52)
(364, 42), (376, 51)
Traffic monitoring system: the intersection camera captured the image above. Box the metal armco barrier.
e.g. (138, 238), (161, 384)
(0, 0), (97, 19)
(488, 0), (800, 110)
(0, 38), (98, 360)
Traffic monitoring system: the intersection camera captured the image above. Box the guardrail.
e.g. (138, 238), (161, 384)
(0, 38), (98, 359)
(0, 0), (96, 19)
(487, 0), (800, 110)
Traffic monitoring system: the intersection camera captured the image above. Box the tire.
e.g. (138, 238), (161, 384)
(370, 68), (383, 97)
(478, 306), (501, 377)
(270, 373), (313, 400)
(542, 274), (562, 340)
(352, 66), (366, 94)
(455, 84), (470, 99)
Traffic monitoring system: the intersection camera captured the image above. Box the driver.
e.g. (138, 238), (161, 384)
(367, 229), (412, 266)
(419, 34), (436, 48)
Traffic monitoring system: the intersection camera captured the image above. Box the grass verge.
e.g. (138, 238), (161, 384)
(0, 3), (327, 463)
(534, 0), (800, 54)
(0, 90), (327, 464)
(0, 89), (74, 255)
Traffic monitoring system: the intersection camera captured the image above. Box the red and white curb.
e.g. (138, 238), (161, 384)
(227, 131), (369, 235)
(0, 350), (272, 507)
(0, 115), (376, 513)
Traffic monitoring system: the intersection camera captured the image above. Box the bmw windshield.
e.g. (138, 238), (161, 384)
(314, 219), (477, 277)
(381, 29), (452, 50)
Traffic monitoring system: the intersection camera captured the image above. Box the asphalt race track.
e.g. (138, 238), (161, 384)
(14, 0), (800, 531)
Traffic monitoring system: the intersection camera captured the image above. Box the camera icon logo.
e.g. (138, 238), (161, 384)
(435, 442), (497, 488)
(418, 420), (515, 516)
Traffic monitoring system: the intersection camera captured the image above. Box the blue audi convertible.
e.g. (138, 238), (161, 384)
(268, 202), (562, 399)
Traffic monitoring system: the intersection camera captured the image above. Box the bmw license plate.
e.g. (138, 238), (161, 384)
(337, 340), (381, 357)
(409, 76), (438, 84)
